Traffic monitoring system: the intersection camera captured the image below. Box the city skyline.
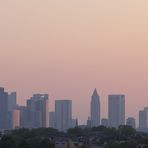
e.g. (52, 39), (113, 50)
(1, 85), (148, 125)
(2, 86), (148, 131)
(0, 0), (148, 124)
(1, 86), (148, 128)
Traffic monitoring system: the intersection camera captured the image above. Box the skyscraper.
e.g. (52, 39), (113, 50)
(0, 87), (8, 129)
(108, 95), (125, 128)
(8, 92), (17, 112)
(90, 89), (100, 127)
(55, 100), (72, 131)
(27, 94), (49, 128)
(17, 106), (29, 128)
(11, 109), (20, 129)
(139, 108), (148, 129)
(49, 112), (55, 128)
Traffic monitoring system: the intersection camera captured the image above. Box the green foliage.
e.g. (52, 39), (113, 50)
(68, 127), (83, 135)
(27, 137), (42, 148)
(103, 127), (117, 136)
(0, 128), (57, 148)
(78, 145), (89, 148)
(18, 140), (32, 148)
(0, 126), (146, 148)
(119, 140), (137, 148)
(0, 135), (16, 148)
(91, 125), (107, 132)
(118, 125), (136, 136)
(38, 138), (55, 148)
(12, 128), (58, 139)
(107, 141), (120, 148)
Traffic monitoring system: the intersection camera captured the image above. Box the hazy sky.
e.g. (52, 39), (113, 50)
(0, 0), (148, 124)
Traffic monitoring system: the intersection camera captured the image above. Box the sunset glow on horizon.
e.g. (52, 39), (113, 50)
(0, 0), (148, 124)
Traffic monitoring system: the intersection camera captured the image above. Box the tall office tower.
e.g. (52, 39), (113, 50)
(55, 100), (72, 131)
(0, 87), (8, 129)
(126, 117), (136, 129)
(8, 92), (17, 112)
(49, 112), (55, 128)
(139, 109), (148, 129)
(108, 95), (125, 128)
(11, 109), (20, 129)
(90, 89), (100, 127)
(27, 94), (49, 128)
(14, 105), (29, 128)
(7, 92), (17, 129)
(101, 118), (109, 127)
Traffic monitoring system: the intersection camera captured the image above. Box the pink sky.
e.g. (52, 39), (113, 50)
(0, 0), (148, 124)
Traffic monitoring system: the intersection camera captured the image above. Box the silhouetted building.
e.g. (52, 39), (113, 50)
(126, 117), (136, 128)
(108, 94), (125, 128)
(139, 109), (148, 129)
(27, 94), (49, 128)
(8, 92), (17, 112)
(90, 89), (100, 127)
(15, 106), (29, 128)
(49, 112), (55, 128)
(11, 109), (20, 129)
(101, 118), (108, 127)
(0, 87), (9, 129)
(55, 100), (72, 131)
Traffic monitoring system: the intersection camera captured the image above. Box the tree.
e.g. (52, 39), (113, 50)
(67, 127), (83, 135)
(27, 137), (42, 148)
(107, 141), (120, 148)
(119, 140), (137, 148)
(18, 140), (32, 148)
(0, 135), (16, 148)
(118, 125), (136, 134)
(39, 138), (55, 148)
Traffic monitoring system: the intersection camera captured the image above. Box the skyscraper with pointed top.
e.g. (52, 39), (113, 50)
(90, 88), (100, 127)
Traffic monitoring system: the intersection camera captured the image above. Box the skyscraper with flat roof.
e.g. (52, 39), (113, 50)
(27, 94), (49, 128)
(108, 94), (125, 128)
(8, 92), (17, 111)
(90, 89), (100, 127)
(139, 109), (148, 129)
(49, 112), (55, 128)
(11, 109), (20, 129)
(55, 100), (72, 131)
(17, 106), (28, 128)
(0, 87), (8, 129)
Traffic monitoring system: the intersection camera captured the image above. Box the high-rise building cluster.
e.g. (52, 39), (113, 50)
(0, 87), (50, 130)
(0, 87), (77, 132)
(89, 89), (126, 128)
(1, 86), (148, 132)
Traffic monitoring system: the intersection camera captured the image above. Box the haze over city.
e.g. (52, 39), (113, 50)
(0, 0), (148, 124)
